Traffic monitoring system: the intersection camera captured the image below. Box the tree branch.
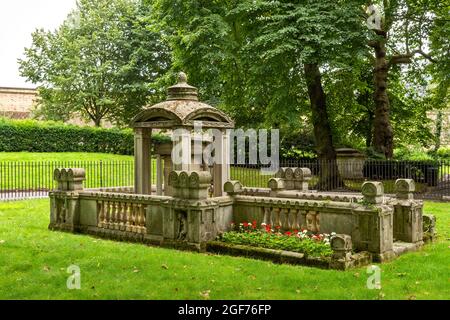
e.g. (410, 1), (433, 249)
(389, 54), (413, 66)
(411, 49), (437, 63)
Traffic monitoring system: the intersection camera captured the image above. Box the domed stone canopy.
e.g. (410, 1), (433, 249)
(131, 72), (234, 129)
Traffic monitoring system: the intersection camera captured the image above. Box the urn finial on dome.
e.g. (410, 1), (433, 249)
(167, 71), (198, 101)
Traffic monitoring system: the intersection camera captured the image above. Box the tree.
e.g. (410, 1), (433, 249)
(366, 0), (447, 158)
(19, 0), (170, 127)
(154, 0), (368, 189)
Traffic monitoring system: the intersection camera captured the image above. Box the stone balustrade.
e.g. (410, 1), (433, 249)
(96, 198), (147, 234)
(49, 168), (431, 266)
(233, 193), (395, 261)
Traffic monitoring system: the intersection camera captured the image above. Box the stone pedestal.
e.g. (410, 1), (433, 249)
(390, 179), (424, 244)
(49, 168), (86, 232)
(362, 181), (384, 204)
(336, 148), (366, 180)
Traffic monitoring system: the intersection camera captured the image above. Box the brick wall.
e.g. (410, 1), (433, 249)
(0, 87), (111, 127)
(0, 87), (37, 119)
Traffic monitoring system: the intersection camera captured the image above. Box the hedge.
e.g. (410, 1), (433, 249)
(0, 118), (169, 155)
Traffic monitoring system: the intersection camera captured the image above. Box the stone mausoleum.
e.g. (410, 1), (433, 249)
(49, 73), (436, 270)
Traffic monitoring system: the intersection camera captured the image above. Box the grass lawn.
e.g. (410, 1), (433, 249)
(0, 199), (448, 300)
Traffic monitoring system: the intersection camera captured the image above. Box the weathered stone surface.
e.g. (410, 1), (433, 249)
(224, 180), (243, 195)
(361, 181), (384, 204)
(268, 178), (285, 191)
(395, 178), (415, 200)
(423, 213), (436, 242)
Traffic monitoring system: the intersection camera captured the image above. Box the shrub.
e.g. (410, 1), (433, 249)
(0, 118), (170, 155)
(436, 147), (450, 159)
(393, 147), (434, 161)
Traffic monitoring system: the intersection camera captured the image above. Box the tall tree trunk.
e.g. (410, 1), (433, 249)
(94, 118), (102, 127)
(371, 34), (394, 159)
(304, 63), (343, 190)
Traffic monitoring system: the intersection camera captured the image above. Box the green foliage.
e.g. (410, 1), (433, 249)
(0, 118), (169, 155)
(19, 0), (170, 127)
(393, 146), (434, 161)
(436, 147), (450, 160)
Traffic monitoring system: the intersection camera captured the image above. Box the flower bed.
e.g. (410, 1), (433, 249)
(218, 221), (334, 258)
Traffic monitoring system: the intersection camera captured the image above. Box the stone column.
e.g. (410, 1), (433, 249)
(181, 130), (192, 171)
(213, 129), (230, 197)
(134, 128), (151, 195)
(163, 156), (173, 196)
(156, 154), (163, 196)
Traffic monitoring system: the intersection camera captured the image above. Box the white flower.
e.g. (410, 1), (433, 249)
(261, 223), (266, 226)
(331, 232), (336, 236)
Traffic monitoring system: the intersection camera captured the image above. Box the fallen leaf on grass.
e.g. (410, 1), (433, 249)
(161, 264), (169, 270)
(0, 240), (5, 244)
(43, 266), (50, 272)
(408, 295), (416, 300)
(396, 272), (407, 277)
(133, 269), (140, 273)
(200, 290), (211, 299)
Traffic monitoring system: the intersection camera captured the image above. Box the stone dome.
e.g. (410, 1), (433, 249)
(131, 72), (234, 129)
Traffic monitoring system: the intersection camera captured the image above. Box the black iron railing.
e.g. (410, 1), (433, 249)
(1, 159), (449, 201)
(230, 159), (450, 201)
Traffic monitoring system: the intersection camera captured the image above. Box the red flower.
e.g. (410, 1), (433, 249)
(243, 222), (249, 228)
(285, 231), (292, 236)
(275, 225), (281, 230)
(265, 224), (272, 233)
(293, 229), (299, 233)
(252, 220), (257, 229)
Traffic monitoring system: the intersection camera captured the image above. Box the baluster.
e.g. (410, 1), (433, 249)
(105, 200), (111, 228)
(125, 202), (132, 232)
(262, 207), (270, 227)
(138, 204), (146, 233)
(279, 208), (288, 231)
(131, 203), (138, 233)
(117, 202), (125, 231)
(272, 207), (281, 229)
(109, 201), (115, 229)
(290, 208), (300, 230)
(97, 201), (104, 227)
(113, 202), (120, 230)
(141, 205), (147, 233)
(299, 210), (307, 230)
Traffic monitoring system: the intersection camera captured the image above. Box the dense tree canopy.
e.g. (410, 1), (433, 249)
(19, 0), (170, 126)
(19, 0), (449, 167)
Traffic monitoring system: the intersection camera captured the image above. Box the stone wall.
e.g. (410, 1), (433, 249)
(0, 87), (37, 119)
(427, 110), (450, 147)
(0, 86), (112, 127)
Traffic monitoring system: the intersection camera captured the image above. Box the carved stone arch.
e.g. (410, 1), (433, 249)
(131, 107), (182, 125)
(185, 108), (232, 124)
